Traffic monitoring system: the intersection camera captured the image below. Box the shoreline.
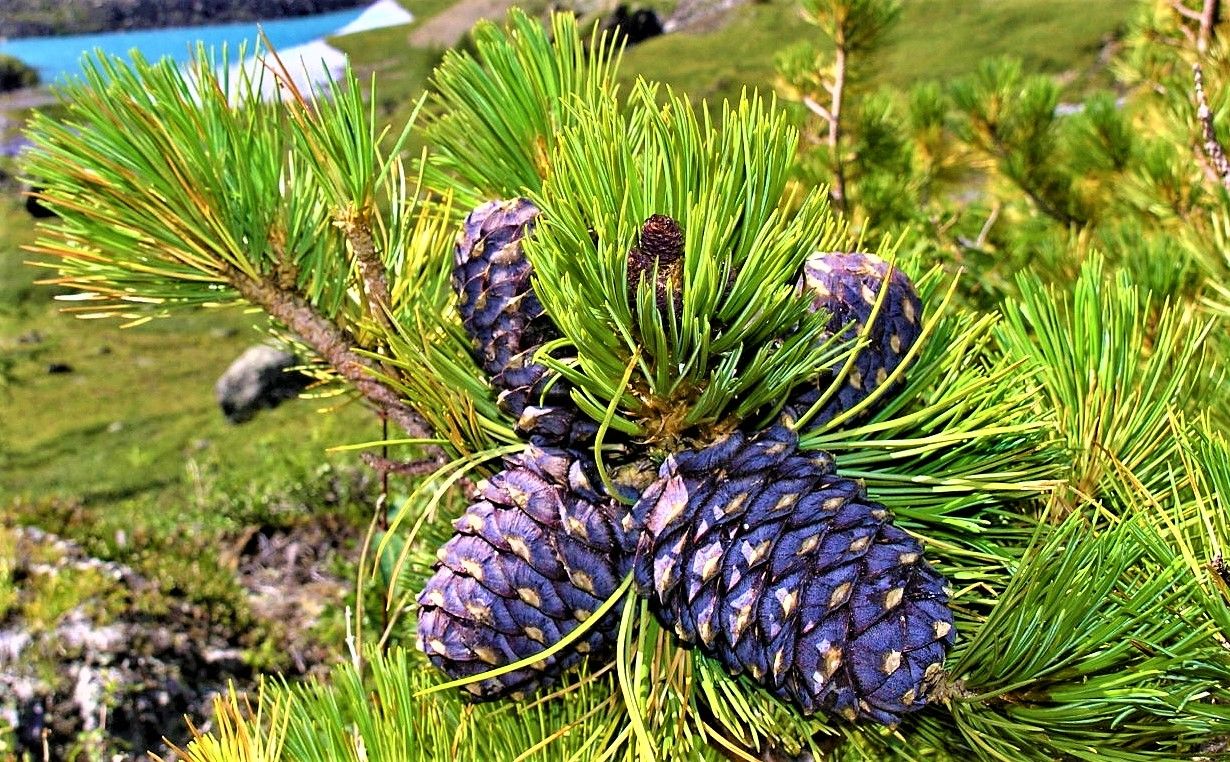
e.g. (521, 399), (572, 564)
(0, 0), (413, 104)
(0, 0), (414, 148)
(0, 1), (369, 40)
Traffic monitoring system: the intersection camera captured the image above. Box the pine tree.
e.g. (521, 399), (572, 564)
(773, 0), (1230, 313)
(16, 8), (1230, 761)
(776, 0), (904, 223)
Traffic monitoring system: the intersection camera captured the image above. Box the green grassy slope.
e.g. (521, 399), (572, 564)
(1, 199), (375, 513)
(618, 0), (1130, 104)
(333, 0), (1131, 119)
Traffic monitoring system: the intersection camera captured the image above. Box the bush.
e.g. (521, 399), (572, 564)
(0, 54), (38, 92)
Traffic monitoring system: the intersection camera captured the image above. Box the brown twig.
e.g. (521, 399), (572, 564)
(361, 452), (445, 479)
(1193, 63), (1230, 191)
(827, 37), (849, 214)
(1199, 0), (1221, 53)
(1173, 0), (1221, 52)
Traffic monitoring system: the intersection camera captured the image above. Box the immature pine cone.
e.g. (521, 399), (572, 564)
(627, 214), (685, 317)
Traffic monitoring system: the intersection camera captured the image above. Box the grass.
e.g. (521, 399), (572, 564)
(0, 193), (377, 675)
(618, 0), (1131, 105)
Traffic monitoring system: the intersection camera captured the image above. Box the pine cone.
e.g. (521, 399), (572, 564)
(453, 198), (553, 376)
(638, 214), (685, 264)
(493, 354), (599, 447)
(453, 198), (595, 446)
(627, 214), (685, 316)
(417, 447), (631, 700)
(785, 252), (923, 430)
(626, 425), (955, 725)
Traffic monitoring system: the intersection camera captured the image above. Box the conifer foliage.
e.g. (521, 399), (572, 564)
(17, 4), (1230, 761)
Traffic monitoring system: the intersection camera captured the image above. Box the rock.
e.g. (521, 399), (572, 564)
(214, 345), (312, 423)
(0, 528), (237, 760)
(663, 0), (748, 33)
(602, 5), (664, 45)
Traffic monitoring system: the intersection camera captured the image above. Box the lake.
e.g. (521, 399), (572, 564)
(0, 8), (367, 84)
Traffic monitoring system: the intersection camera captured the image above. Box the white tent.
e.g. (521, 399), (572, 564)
(231, 38), (350, 101)
(334, 0), (415, 37)
(199, 1), (415, 103)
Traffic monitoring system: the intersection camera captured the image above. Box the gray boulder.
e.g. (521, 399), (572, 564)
(215, 345), (311, 423)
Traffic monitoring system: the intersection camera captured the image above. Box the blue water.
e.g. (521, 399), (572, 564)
(0, 8), (366, 84)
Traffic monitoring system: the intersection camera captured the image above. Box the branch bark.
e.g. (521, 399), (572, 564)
(337, 209), (396, 335)
(1193, 63), (1230, 191)
(361, 452), (445, 478)
(227, 266), (439, 446)
(1175, 0), (1221, 52)
(828, 42), (848, 214)
(802, 96), (834, 125)
(1199, 0), (1220, 53)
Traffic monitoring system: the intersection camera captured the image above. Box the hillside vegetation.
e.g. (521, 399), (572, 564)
(337, 0), (1131, 130)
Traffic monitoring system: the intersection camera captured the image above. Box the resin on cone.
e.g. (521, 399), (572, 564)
(452, 198), (595, 446)
(417, 447), (630, 700)
(786, 252), (923, 430)
(626, 425), (955, 725)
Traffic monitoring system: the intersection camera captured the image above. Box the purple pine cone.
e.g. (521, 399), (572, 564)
(453, 198), (552, 377)
(786, 252), (923, 430)
(627, 425), (955, 725)
(417, 447), (631, 700)
(452, 198), (598, 447)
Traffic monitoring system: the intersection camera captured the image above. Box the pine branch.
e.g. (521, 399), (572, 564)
(224, 265), (434, 441)
(19, 46), (493, 457)
(421, 10), (623, 208)
(337, 209), (397, 334)
(526, 84), (847, 445)
(1200, 0), (1221, 53)
(1173, 0), (1221, 52)
(1174, 0), (1205, 23)
(802, 95), (834, 124)
(829, 43), (849, 213)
